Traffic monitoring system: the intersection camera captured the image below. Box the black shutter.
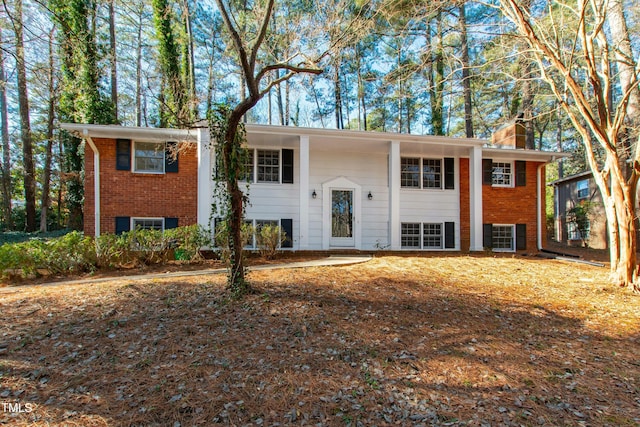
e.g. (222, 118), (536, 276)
(164, 217), (179, 229)
(444, 158), (455, 190)
(516, 223), (527, 250)
(282, 149), (294, 184)
(482, 159), (493, 185)
(281, 218), (293, 248)
(515, 161), (526, 187)
(115, 216), (131, 235)
(444, 222), (455, 248)
(165, 142), (179, 173)
(483, 223), (493, 248)
(116, 139), (131, 170)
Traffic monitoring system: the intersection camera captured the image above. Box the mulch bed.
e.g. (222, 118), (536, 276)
(1, 255), (638, 426)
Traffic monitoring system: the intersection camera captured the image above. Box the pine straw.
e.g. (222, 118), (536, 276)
(1, 255), (639, 426)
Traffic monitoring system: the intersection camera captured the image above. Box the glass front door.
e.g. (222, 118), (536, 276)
(331, 189), (355, 247)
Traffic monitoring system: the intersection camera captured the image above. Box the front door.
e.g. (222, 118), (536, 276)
(331, 189), (355, 247)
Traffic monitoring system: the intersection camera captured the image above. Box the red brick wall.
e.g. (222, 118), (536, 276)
(84, 138), (198, 236)
(459, 158), (471, 251)
(482, 161), (546, 250)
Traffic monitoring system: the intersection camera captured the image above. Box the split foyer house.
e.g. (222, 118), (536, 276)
(61, 122), (562, 253)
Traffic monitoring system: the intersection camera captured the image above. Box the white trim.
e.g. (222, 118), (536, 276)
(197, 128), (212, 231)
(389, 141), (401, 250)
(538, 164), (544, 251)
(469, 146), (484, 251)
(83, 131), (101, 237)
(299, 136), (310, 249)
(131, 217), (165, 231)
(322, 177), (361, 250)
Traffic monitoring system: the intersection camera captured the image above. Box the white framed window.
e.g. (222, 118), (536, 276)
(401, 157), (442, 189)
(567, 220), (590, 240)
(492, 224), (515, 251)
(244, 219), (281, 249)
(243, 149), (281, 183)
(401, 223), (421, 248)
(134, 141), (165, 173)
(577, 179), (589, 199)
(423, 223), (443, 249)
(401, 222), (443, 249)
(132, 217), (164, 231)
(492, 162), (513, 187)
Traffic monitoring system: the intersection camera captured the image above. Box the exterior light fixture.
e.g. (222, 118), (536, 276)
(312, 190), (317, 199)
(368, 191), (373, 200)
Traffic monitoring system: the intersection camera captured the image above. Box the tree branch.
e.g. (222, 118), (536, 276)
(249, 0), (275, 73)
(215, 0), (253, 88)
(256, 62), (322, 86)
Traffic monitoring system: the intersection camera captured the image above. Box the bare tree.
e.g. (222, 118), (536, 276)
(500, 0), (640, 289)
(212, 0), (321, 296)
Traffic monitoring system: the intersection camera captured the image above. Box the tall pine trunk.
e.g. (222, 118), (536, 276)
(459, 5), (474, 138)
(14, 0), (37, 232)
(41, 30), (56, 232)
(0, 27), (12, 229)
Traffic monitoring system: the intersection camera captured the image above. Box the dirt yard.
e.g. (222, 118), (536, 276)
(1, 254), (639, 426)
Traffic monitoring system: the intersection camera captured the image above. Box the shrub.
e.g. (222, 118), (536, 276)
(214, 221), (254, 266)
(164, 224), (211, 261)
(256, 224), (285, 260)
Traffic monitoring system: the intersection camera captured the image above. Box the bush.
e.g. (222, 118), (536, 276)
(256, 224), (285, 260)
(164, 224), (211, 261)
(214, 221), (254, 266)
(0, 231), (95, 278)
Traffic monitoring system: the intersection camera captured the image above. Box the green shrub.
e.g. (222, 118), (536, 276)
(214, 221), (254, 265)
(256, 224), (285, 260)
(164, 224), (211, 261)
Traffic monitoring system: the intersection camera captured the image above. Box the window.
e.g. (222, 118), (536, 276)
(492, 162), (512, 186)
(245, 219), (280, 249)
(242, 150), (254, 181)
(401, 157), (443, 189)
(401, 222), (445, 249)
(132, 217), (164, 231)
(577, 179), (589, 199)
(134, 141), (164, 173)
(567, 218), (590, 240)
(423, 159), (442, 189)
(423, 223), (443, 249)
(492, 225), (514, 251)
(401, 223), (421, 248)
(257, 150), (280, 182)
(401, 158), (420, 188)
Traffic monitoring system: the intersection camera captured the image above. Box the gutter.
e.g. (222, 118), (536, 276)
(537, 163), (544, 251)
(83, 129), (101, 237)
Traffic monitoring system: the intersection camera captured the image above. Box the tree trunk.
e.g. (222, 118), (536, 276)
(334, 63), (343, 129)
(459, 5), (474, 138)
(14, 0), (37, 232)
(41, 30), (56, 232)
(0, 27), (12, 229)
(109, 0), (118, 121)
(135, 6), (143, 127)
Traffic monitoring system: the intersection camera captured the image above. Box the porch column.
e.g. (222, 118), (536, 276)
(197, 127), (213, 230)
(469, 145), (484, 251)
(299, 135), (310, 249)
(389, 140), (401, 250)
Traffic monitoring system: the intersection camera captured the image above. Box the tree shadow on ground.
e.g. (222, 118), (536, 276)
(0, 271), (638, 426)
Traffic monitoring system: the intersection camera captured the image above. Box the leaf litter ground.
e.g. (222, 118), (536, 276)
(1, 254), (639, 426)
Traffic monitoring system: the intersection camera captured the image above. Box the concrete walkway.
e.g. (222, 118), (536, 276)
(0, 255), (372, 293)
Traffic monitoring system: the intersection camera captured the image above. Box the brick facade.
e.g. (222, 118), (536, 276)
(482, 161), (546, 250)
(459, 158), (471, 251)
(84, 138), (198, 236)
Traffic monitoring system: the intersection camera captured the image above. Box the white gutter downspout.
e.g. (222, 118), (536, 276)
(83, 129), (100, 237)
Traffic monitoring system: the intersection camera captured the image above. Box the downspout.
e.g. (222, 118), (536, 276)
(83, 129), (100, 237)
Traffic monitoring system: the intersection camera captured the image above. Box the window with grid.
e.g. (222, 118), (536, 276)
(401, 223), (421, 248)
(134, 141), (164, 173)
(401, 158), (420, 188)
(492, 162), (512, 186)
(422, 159), (442, 189)
(492, 225), (514, 251)
(257, 150), (280, 182)
(132, 218), (163, 231)
(577, 179), (589, 199)
(241, 149), (254, 181)
(423, 223), (443, 248)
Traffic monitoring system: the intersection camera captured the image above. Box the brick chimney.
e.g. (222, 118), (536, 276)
(491, 116), (526, 149)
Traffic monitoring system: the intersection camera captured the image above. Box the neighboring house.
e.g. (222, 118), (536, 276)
(550, 171), (607, 249)
(61, 122), (562, 252)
